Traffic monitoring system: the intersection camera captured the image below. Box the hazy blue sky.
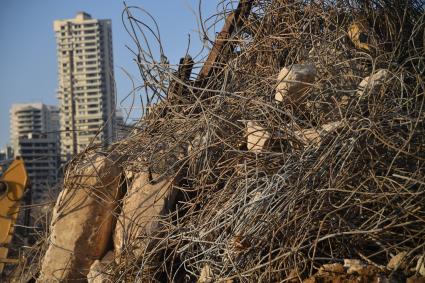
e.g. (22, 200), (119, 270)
(0, 0), (221, 148)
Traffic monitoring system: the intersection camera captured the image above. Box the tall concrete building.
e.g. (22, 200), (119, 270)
(54, 12), (116, 161)
(114, 108), (128, 141)
(0, 146), (13, 161)
(10, 103), (60, 200)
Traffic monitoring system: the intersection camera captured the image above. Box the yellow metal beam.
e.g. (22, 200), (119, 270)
(0, 158), (28, 273)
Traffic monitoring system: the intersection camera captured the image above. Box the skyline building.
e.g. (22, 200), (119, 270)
(9, 103), (60, 200)
(114, 108), (128, 141)
(0, 146), (13, 162)
(53, 12), (116, 161)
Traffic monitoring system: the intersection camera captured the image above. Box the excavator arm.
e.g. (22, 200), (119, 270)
(0, 157), (29, 274)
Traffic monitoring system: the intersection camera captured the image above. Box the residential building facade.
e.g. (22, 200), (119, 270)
(0, 146), (13, 161)
(114, 108), (128, 141)
(9, 103), (60, 200)
(53, 12), (116, 161)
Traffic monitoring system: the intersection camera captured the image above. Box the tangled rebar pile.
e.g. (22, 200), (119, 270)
(16, 0), (424, 282)
(106, 0), (425, 281)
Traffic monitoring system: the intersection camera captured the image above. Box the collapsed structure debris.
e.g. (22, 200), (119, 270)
(11, 0), (425, 282)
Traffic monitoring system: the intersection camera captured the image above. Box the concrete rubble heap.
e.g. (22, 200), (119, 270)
(12, 0), (424, 282)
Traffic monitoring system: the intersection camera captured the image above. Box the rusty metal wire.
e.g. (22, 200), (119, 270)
(109, 0), (425, 281)
(14, 0), (425, 282)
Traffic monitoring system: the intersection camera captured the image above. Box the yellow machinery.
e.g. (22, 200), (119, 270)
(0, 157), (29, 274)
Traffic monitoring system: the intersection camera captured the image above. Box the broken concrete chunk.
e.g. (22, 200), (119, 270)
(340, 95), (350, 107)
(87, 251), (114, 283)
(356, 69), (389, 97)
(294, 128), (321, 146)
(294, 121), (342, 148)
(246, 121), (271, 152)
(247, 120), (342, 152)
(318, 263), (345, 275)
(343, 259), (380, 277)
(197, 264), (214, 283)
(38, 153), (121, 282)
(114, 171), (176, 261)
(275, 64), (316, 103)
(344, 259), (367, 274)
(387, 251), (408, 270)
(416, 255), (425, 277)
(348, 21), (371, 51)
(321, 121), (342, 132)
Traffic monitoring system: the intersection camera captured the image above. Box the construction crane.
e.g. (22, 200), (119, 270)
(0, 157), (29, 274)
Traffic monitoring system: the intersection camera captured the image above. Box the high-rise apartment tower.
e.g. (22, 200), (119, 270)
(10, 103), (60, 199)
(54, 12), (116, 161)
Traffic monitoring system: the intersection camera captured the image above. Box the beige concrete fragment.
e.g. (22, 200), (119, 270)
(416, 255), (425, 276)
(87, 251), (114, 283)
(321, 121), (341, 132)
(294, 121), (342, 148)
(38, 154), (121, 282)
(348, 21), (371, 51)
(340, 95), (350, 107)
(387, 251), (407, 270)
(114, 171), (176, 261)
(344, 259), (366, 274)
(246, 121), (271, 152)
(197, 264), (213, 283)
(247, 120), (342, 152)
(356, 69), (389, 97)
(318, 263), (345, 275)
(275, 64), (316, 103)
(124, 169), (135, 180)
(294, 128), (321, 146)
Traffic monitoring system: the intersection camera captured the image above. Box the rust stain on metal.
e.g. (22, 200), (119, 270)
(168, 55), (194, 99)
(197, 0), (253, 82)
